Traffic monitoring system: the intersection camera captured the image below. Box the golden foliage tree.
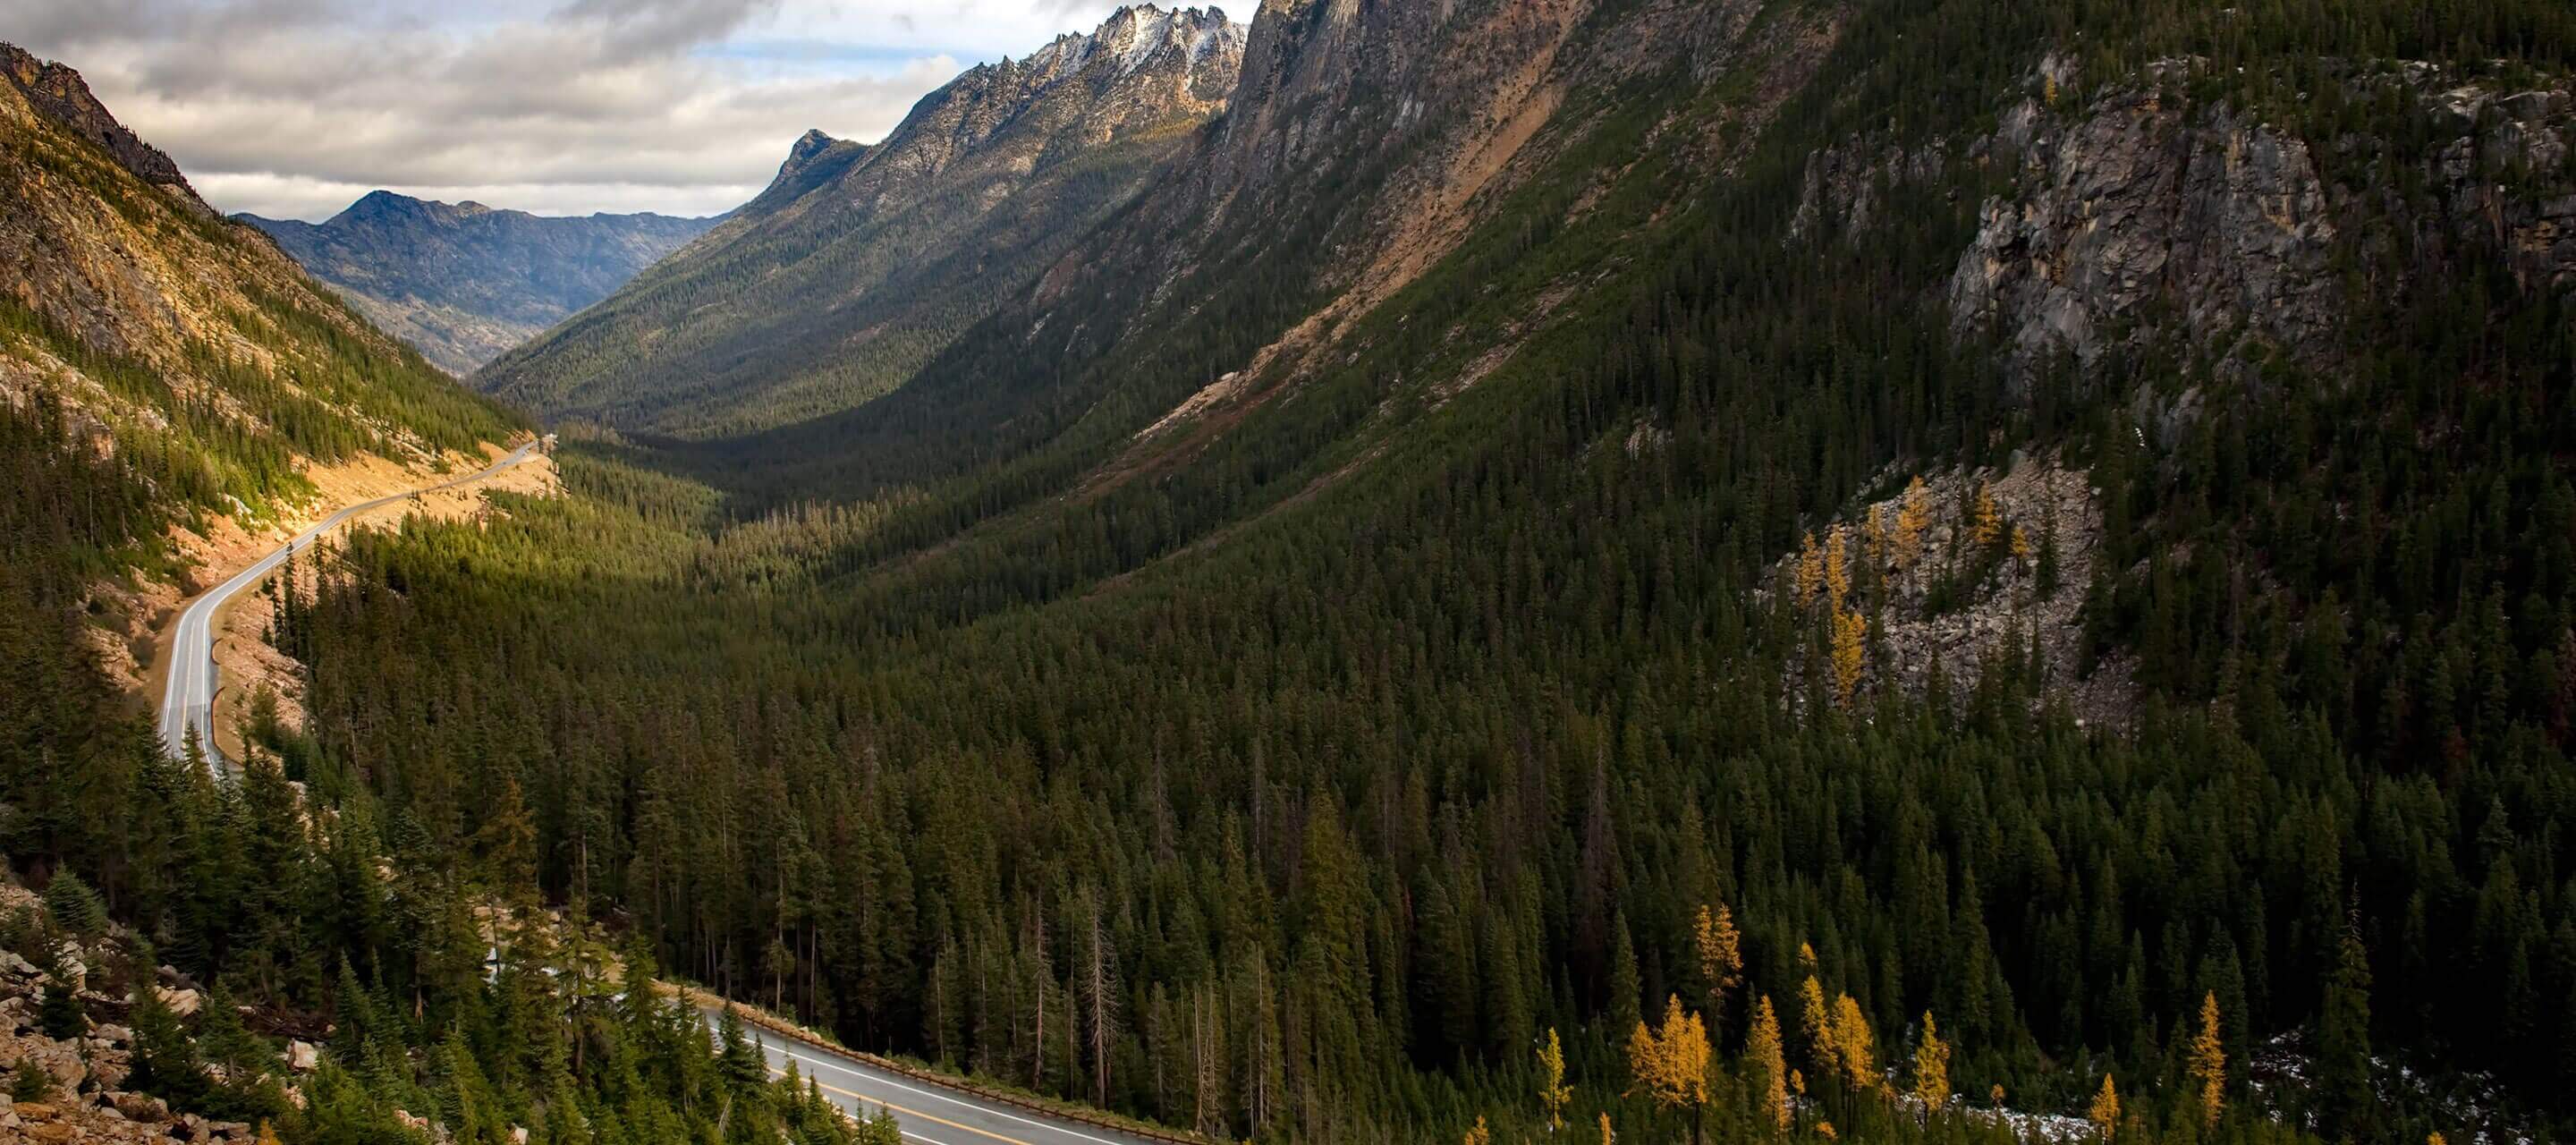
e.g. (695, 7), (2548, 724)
(1795, 531), (1824, 607)
(1911, 1011), (1950, 1112)
(2089, 1074), (2121, 1141)
(1464, 1115), (1492, 1145)
(1970, 482), (2004, 548)
(1627, 996), (1711, 1117)
(1830, 608), (1868, 707)
(1693, 903), (1744, 1024)
(1830, 993), (1877, 1092)
(1600, 1111), (1615, 1145)
(1749, 994), (1791, 1132)
(1823, 525), (1851, 611)
(1539, 1026), (1572, 1132)
(1799, 975), (1836, 1082)
(1894, 477), (1930, 569)
(2190, 991), (2225, 1127)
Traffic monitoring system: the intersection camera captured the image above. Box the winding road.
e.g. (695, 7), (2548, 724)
(156, 437), (545, 767)
(699, 1007), (1171, 1145)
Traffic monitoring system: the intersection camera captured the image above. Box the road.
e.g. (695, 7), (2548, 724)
(699, 1008), (1169, 1145)
(156, 437), (545, 767)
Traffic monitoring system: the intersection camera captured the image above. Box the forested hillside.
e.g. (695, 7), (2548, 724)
(13, 1), (2576, 1144)
(0, 45), (872, 1145)
(250, 0), (2576, 1143)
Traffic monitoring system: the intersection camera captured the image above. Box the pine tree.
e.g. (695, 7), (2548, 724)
(1911, 1011), (1949, 1113)
(2190, 991), (2225, 1127)
(38, 960), (84, 1040)
(2089, 1074), (2120, 1141)
(1538, 1027), (1572, 1132)
(1748, 995), (1790, 1132)
(2318, 913), (2375, 1141)
(42, 870), (106, 940)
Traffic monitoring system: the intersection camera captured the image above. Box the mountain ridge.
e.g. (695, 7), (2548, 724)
(240, 190), (720, 375)
(476, 4), (1246, 436)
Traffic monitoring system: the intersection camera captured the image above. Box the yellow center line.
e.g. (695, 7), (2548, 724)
(768, 1061), (1037, 1145)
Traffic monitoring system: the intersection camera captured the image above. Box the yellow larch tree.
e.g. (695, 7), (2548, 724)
(1600, 1111), (1615, 1145)
(1539, 1026), (1572, 1132)
(1829, 993), (1877, 1092)
(1862, 505), (1890, 567)
(1830, 608), (1868, 707)
(1464, 1115), (1492, 1145)
(1894, 477), (1930, 570)
(1749, 994), (1791, 1132)
(1970, 482), (2004, 548)
(1823, 524), (1852, 611)
(2190, 991), (2225, 1127)
(1798, 975), (1837, 1083)
(1629, 996), (1713, 1133)
(1911, 1011), (1950, 1113)
(1692, 903), (1744, 1026)
(2089, 1074), (2121, 1141)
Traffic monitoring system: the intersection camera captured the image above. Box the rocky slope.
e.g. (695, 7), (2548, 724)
(241, 192), (717, 375)
(0, 42), (521, 509)
(478, 4), (1245, 437)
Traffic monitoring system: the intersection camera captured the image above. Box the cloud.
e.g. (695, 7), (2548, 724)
(0, 0), (1129, 220)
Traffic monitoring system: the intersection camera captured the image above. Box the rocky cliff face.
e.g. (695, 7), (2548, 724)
(0, 42), (208, 217)
(479, 4), (1246, 435)
(1946, 63), (2576, 382)
(242, 191), (718, 375)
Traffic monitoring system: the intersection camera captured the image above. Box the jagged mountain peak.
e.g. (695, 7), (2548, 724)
(0, 41), (210, 216)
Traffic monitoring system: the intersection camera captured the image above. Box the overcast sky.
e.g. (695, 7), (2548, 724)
(1, 0), (1137, 220)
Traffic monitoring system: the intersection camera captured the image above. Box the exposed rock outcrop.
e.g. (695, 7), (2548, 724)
(0, 42), (208, 216)
(1947, 64), (2576, 383)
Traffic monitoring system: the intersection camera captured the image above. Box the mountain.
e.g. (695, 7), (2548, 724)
(0, 41), (521, 532)
(477, 4), (1245, 437)
(15, 4), (2576, 1145)
(240, 192), (718, 375)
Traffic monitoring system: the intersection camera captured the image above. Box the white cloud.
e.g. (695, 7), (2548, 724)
(0, 0), (1145, 220)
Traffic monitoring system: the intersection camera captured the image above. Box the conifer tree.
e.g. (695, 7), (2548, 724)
(1749, 995), (1790, 1132)
(1895, 477), (1930, 570)
(1798, 975), (1836, 1085)
(1463, 1114), (1492, 1145)
(1970, 483), (2004, 548)
(1538, 1027), (1572, 1132)
(1830, 609), (1869, 706)
(2318, 913), (2375, 1141)
(38, 961), (85, 1040)
(1796, 532), (1825, 607)
(2190, 991), (2225, 1127)
(42, 870), (106, 940)
(2089, 1074), (2120, 1141)
(1911, 1011), (1949, 1113)
(1830, 994), (1877, 1092)
(1692, 903), (1743, 1034)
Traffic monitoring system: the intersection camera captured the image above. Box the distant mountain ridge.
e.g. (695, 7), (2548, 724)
(477, 4), (1246, 437)
(240, 191), (717, 375)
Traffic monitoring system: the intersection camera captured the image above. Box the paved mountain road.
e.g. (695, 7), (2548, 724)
(701, 1007), (1171, 1145)
(156, 438), (545, 766)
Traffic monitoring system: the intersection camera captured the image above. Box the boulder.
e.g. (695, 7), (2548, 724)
(157, 987), (203, 1017)
(27, 1122), (74, 1144)
(95, 1022), (133, 1046)
(112, 1090), (170, 1123)
(13, 1101), (60, 1120)
(0, 950), (37, 976)
(287, 1039), (318, 1072)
